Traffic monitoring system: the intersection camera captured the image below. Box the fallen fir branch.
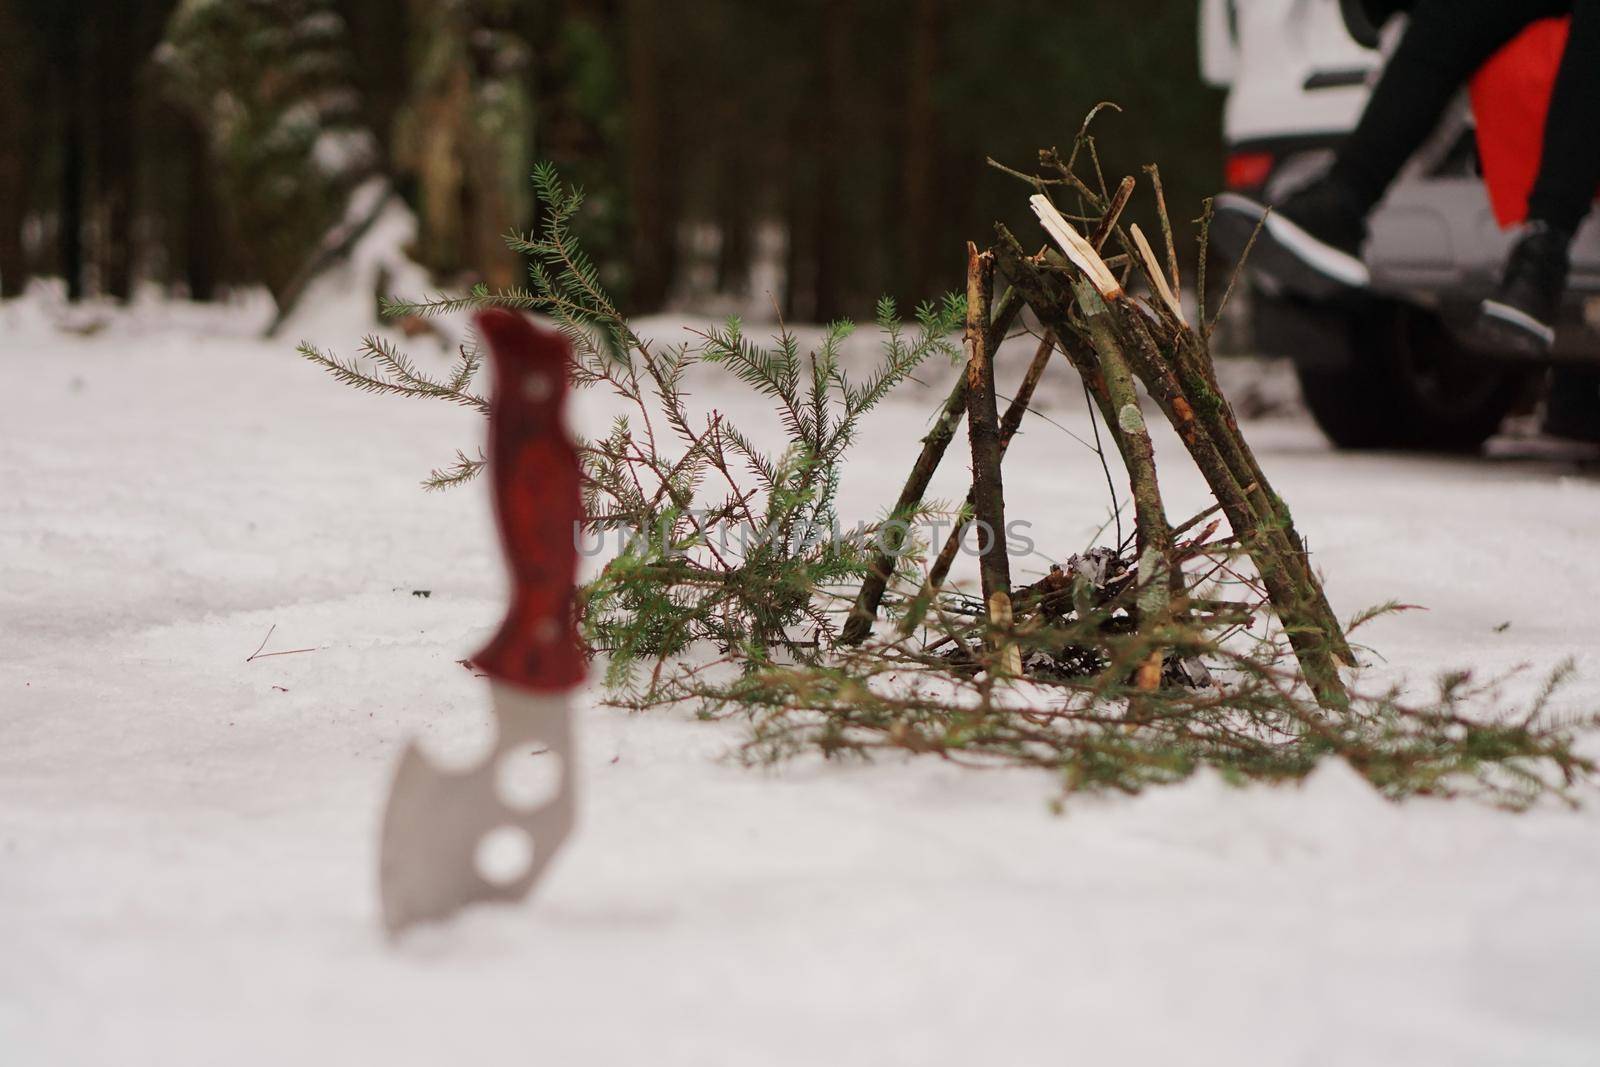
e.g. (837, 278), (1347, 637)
(623, 618), (1596, 812)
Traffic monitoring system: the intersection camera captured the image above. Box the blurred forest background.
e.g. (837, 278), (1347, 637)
(0, 0), (1223, 322)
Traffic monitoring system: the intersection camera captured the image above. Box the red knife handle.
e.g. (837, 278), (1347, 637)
(470, 309), (585, 691)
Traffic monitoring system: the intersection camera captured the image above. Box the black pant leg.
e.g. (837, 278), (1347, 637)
(1330, 0), (1568, 213)
(1528, 1), (1600, 233)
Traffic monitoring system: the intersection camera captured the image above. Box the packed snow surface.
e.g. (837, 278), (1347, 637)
(4, 294), (1600, 1066)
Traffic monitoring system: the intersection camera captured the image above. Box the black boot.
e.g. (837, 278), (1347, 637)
(1213, 177), (1371, 299)
(1543, 366), (1600, 443)
(1476, 223), (1570, 358)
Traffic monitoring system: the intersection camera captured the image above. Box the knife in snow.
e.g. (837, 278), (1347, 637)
(378, 309), (584, 936)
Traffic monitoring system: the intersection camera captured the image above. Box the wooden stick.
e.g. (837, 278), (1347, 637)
(840, 374), (967, 645)
(839, 285), (1022, 645)
(1072, 283), (1168, 561)
(987, 591), (1020, 677)
(1114, 308), (1348, 707)
(1167, 325), (1353, 665)
(1141, 163), (1182, 297)
(1090, 176), (1136, 252)
(901, 331), (1056, 634)
(962, 244), (1019, 674)
(1070, 280), (1173, 697)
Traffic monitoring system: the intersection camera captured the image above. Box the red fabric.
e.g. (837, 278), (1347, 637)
(471, 309), (586, 692)
(1470, 18), (1573, 228)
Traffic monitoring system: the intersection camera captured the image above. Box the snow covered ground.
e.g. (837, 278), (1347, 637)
(4, 294), (1600, 1066)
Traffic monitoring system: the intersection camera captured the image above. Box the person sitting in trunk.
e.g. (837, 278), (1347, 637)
(1215, 0), (1600, 358)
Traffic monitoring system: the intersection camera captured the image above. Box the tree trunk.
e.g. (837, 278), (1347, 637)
(92, 0), (139, 302)
(811, 0), (852, 320)
(53, 9), (86, 301)
(392, 1), (531, 290)
(333, 0), (412, 159)
(181, 113), (220, 301)
(899, 0), (940, 304)
(624, 0), (671, 310)
(782, 120), (814, 320)
(402, 0), (471, 277)
(0, 0), (40, 297)
(714, 108), (752, 296)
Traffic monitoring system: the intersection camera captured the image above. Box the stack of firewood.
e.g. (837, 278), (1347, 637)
(842, 151), (1351, 709)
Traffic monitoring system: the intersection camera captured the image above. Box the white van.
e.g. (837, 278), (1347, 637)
(1201, 0), (1600, 449)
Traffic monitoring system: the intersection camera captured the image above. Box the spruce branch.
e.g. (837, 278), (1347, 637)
(423, 450), (487, 492)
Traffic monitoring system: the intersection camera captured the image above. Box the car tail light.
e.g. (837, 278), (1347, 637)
(1225, 151), (1275, 191)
